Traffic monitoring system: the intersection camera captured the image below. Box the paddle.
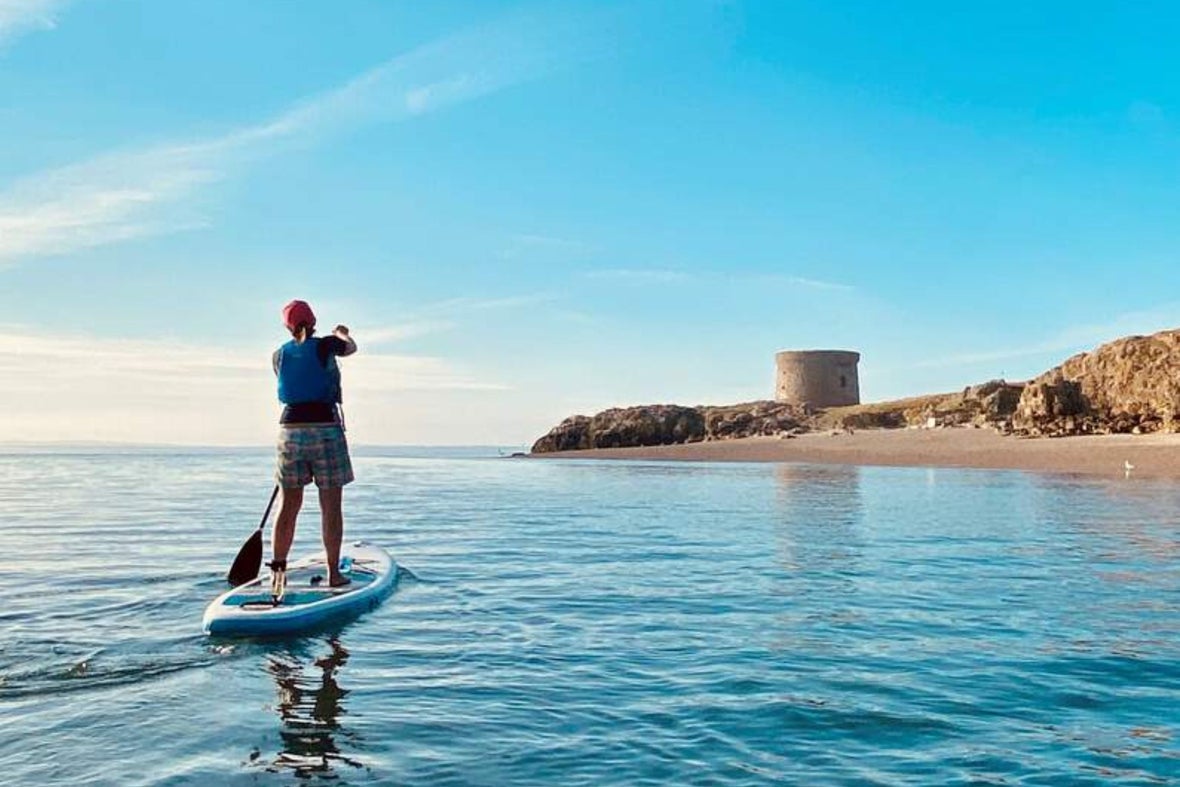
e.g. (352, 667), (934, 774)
(226, 485), (280, 586)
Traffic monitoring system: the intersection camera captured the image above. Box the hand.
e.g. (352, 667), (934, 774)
(334, 324), (350, 338)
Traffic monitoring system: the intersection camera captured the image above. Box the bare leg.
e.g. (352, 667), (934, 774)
(272, 486), (304, 565)
(318, 486), (347, 585)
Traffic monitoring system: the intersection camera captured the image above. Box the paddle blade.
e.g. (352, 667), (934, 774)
(227, 529), (263, 586)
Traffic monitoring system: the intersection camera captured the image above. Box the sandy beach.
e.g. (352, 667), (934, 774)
(532, 427), (1180, 479)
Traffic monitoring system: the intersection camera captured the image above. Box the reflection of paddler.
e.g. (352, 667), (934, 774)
(310, 640), (349, 727)
(265, 638), (363, 777)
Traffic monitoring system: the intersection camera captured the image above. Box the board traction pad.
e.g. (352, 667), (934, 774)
(227, 559), (379, 609)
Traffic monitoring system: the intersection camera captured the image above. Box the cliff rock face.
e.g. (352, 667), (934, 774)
(1014, 329), (1180, 436)
(701, 401), (806, 440)
(965, 380), (1025, 421)
(531, 405), (703, 452)
(530, 401), (803, 453)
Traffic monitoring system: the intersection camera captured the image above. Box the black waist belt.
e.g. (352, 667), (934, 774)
(280, 402), (339, 424)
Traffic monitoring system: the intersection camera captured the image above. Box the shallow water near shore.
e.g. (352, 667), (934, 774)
(0, 448), (1177, 785)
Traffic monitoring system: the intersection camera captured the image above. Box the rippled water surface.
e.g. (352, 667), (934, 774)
(1, 448), (1178, 785)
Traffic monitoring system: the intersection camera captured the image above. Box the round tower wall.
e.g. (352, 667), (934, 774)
(775, 350), (861, 407)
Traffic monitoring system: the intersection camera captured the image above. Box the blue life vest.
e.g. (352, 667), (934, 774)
(276, 338), (341, 405)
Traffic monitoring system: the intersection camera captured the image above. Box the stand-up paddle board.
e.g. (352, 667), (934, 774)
(203, 541), (396, 636)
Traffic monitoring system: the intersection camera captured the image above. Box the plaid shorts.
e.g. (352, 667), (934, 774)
(275, 425), (354, 488)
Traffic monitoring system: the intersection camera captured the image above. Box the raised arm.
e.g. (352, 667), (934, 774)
(333, 325), (357, 356)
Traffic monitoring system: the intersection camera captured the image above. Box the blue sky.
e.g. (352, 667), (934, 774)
(3, 0), (1180, 445)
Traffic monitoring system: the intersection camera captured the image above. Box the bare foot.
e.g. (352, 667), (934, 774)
(329, 574), (352, 588)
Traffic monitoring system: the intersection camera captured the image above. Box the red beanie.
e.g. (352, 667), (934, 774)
(281, 300), (316, 331)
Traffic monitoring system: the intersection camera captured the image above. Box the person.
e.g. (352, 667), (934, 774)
(270, 299), (357, 592)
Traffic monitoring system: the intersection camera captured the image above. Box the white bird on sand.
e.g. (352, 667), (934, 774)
(1124, 459), (1135, 476)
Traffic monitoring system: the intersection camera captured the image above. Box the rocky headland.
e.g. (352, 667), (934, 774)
(532, 328), (1180, 453)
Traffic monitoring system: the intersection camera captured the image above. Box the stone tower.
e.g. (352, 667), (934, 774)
(775, 350), (861, 407)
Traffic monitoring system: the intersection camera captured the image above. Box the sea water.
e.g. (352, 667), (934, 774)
(0, 447), (1177, 785)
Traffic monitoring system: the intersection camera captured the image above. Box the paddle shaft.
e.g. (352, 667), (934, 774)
(257, 485), (280, 532)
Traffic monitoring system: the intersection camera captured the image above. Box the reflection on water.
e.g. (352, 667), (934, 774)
(1027, 474), (1180, 567)
(768, 465), (867, 649)
(262, 638), (364, 779)
(772, 464), (865, 574)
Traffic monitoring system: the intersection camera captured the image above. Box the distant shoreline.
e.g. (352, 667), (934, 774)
(530, 428), (1180, 479)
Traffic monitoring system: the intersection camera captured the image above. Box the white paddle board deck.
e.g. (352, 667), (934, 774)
(203, 541), (396, 636)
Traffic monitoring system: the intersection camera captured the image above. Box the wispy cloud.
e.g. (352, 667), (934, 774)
(498, 233), (591, 260)
(350, 353), (508, 394)
(410, 293), (557, 317)
(907, 303), (1180, 371)
(0, 0), (65, 46)
(582, 268), (853, 290)
(0, 327), (504, 393)
(359, 321), (454, 345)
(0, 144), (218, 263)
(0, 10), (605, 268)
(906, 342), (1068, 371)
(0, 326), (510, 442)
(404, 74), (478, 116)
(291, 293), (550, 348)
(585, 268), (695, 283)
(753, 274), (853, 291)
(512, 233), (582, 247)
